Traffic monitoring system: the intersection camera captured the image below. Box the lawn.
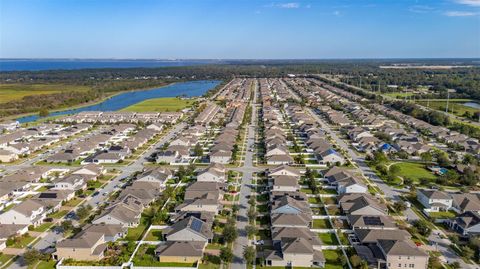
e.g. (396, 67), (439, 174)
(30, 222), (53, 232)
(383, 92), (414, 99)
(323, 250), (344, 269)
(144, 229), (163, 241)
(429, 211), (457, 219)
(28, 260), (57, 269)
(122, 97), (193, 112)
(0, 254), (13, 267)
(318, 233), (339, 245)
(0, 83), (90, 103)
(390, 162), (437, 183)
(312, 219), (332, 229)
(126, 221), (149, 241)
(8, 234), (36, 248)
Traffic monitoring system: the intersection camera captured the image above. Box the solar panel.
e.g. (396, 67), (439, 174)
(363, 216), (383, 226)
(39, 193), (57, 199)
(190, 218), (203, 232)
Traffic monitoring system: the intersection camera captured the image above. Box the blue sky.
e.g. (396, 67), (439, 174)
(1, 0), (479, 59)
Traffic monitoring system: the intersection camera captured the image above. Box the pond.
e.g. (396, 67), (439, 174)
(463, 102), (480, 110)
(17, 80), (221, 123)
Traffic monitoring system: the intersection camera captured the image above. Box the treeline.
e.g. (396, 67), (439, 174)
(339, 68), (480, 100)
(0, 79), (172, 117)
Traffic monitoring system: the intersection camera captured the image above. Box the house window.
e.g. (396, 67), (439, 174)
(409, 264), (414, 268)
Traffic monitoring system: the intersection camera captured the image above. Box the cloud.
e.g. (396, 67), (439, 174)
(409, 5), (435, 13)
(278, 2), (300, 9)
(333, 10), (341, 16)
(444, 10), (478, 16)
(454, 0), (480, 7)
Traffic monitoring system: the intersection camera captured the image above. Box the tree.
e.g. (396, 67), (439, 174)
(220, 247), (233, 263)
(392, 201), (407, 212)
(39, 109), (49, 117)
(350, 255), (362, 268)
(193, 143), (203, 157)
(413, 220), (432, 237)
(60, 220), (73, 232)
(420, 152), (433, 163)
(461, 245), (475, 260)
(76, 205), (92, 220)
(247, 207), (257, 221)
(245, 225), (258, 238)
(450, 261), (461, 269)
(23, 249), (45, 265)
(222, 223), (238, 243)
(243, 246), (256, 265)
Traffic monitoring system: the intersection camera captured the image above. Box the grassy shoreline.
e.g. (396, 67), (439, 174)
(1, 82), (176, 123)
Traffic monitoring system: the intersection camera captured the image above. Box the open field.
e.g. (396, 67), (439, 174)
(383, 92), (415, 98)
(416, 99), (479, 118)
(390, 162), (437, 183)
(0, 84), (90, 103)
(121, 97), (193, 112)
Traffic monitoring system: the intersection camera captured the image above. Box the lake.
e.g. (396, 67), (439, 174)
(0, 59), (224, 71)
(16, 80), (221, 123)
(464, 102), (480, 109)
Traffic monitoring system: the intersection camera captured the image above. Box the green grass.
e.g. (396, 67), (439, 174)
(28, 260), (56, 269)
(312, 219), (333, 229)
(48, 210), (69, 219)
(390, 162), (437, 183)
(126, 216), (149, 241)
(198, 261), (220, 269)
(383, 92), (414, 98)
(417, 99), (479, 118)
(8, 234), (36, 248)
(318, 233), (339, 245)
(0, 254), (13, 267)
(122, 97), (193, 112)
(144, 229), (163, 241)
(30, 222), (53, 232)
(429, 211), (457, 219)
(0, 83), (90, 103)
(323, 250), (344, 269)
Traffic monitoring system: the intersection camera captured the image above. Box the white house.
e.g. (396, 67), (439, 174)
(417, 189), (453, 212)
(0, 200), (46, 227)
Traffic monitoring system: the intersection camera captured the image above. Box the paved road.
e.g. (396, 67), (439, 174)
(232, 81), (260, 269)
(7, 122), (187, 269)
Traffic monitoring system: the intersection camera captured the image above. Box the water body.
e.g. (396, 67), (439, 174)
(463, 102), (480, 109)
(0, 59), (223, 71)
(17, 80), (221, 123)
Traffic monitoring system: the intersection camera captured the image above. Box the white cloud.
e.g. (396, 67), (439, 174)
(409, 5), (435, 13)
(278, 2), (300, 9)
(444, 10), (478, 16)
(454, 0), (480, 7)
(333, 10), (341, 16)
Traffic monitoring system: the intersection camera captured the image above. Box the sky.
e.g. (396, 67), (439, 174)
(0, 0), (479, 59)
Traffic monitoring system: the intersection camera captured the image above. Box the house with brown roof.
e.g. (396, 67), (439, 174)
(155, 241), (205, 264)
(376, 240), (428, 269)
(416, 189), (453, 213)
(54, 231), (107, 261)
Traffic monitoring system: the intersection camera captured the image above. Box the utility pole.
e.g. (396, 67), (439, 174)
(445, 90), (450, 113)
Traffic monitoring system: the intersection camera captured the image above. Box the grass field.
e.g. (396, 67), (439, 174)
(121, 97), (193, 112)
(383, 92), (415, 98)
(0, 83), (90, 103)
(390, 162), (437, 183)
(416, 99), (479, 118)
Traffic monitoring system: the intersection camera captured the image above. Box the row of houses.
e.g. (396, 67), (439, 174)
(0, 123), (91, 162)
(259, 79), (295, 165)
(54, 166), (172, 261)
(0, 164), (105, 250)
(155, 163), (227, 263)
(264, 164), (325, 267)
(416, 189), (480, 236)
(59, 111), (183, 124)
